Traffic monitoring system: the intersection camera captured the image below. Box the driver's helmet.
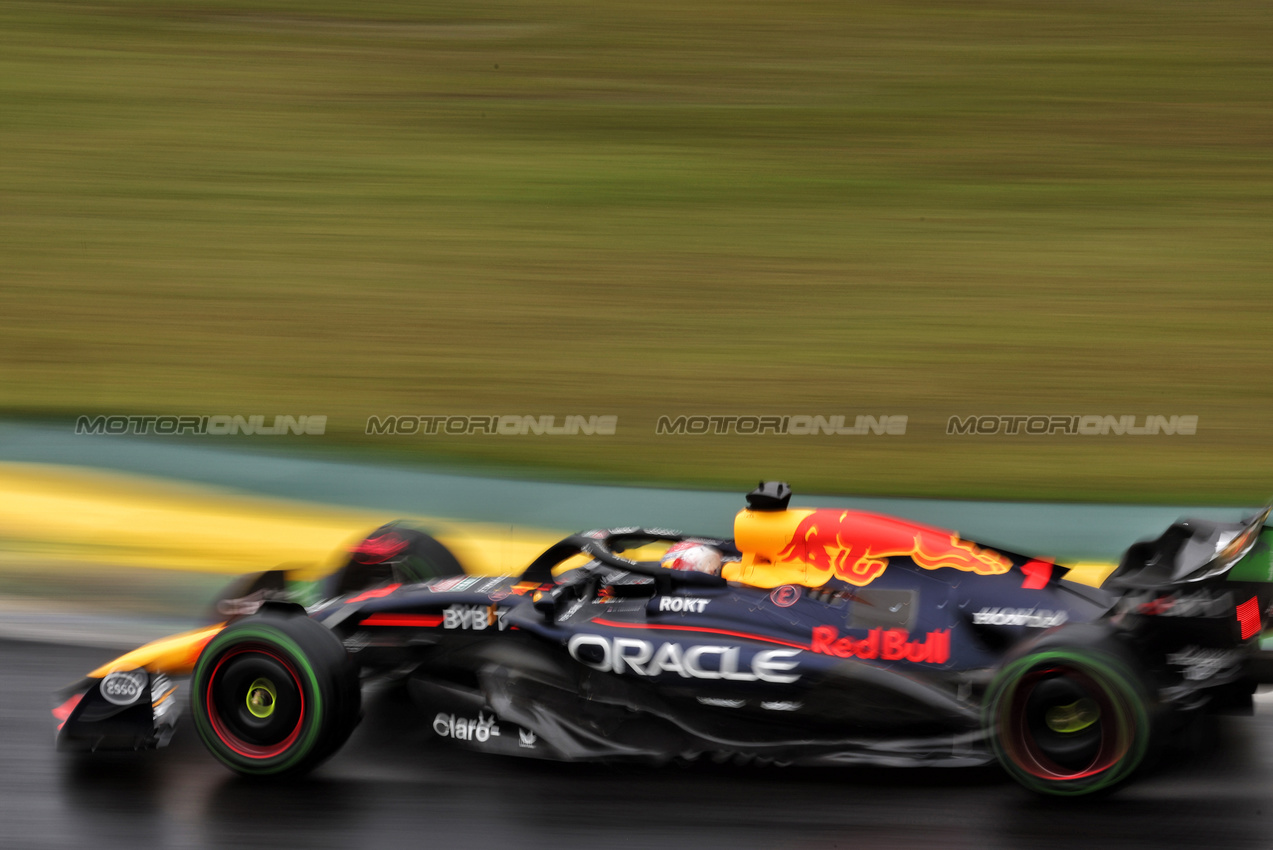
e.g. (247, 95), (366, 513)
(661, 540), (723, 576)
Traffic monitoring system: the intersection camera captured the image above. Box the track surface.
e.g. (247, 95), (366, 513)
(6, 639), (1273, 850)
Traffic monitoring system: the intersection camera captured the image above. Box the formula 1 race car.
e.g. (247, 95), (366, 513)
(54, 482), (1273, 796)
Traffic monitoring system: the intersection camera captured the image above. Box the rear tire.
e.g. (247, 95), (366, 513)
(985, 627), (1153, 797)
(192, 613), (360, 777)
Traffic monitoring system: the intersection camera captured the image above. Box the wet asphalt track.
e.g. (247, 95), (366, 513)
(5, 639), (1273, 850)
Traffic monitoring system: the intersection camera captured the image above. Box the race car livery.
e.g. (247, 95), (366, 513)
(54, 482), (1273, 796)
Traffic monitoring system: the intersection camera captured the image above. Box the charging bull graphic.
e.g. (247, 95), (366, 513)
(778, 510), (1013, 586)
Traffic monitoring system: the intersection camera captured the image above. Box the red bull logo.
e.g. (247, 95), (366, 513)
(811, 625), (950, 664)
(778, 509), (1011, 586)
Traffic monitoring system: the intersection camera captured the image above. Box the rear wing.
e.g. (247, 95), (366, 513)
(1107, 505), (1271, 590)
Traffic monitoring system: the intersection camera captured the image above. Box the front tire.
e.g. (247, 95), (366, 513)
(985, 628), (1152, 796)
(192, 613), (360, 777)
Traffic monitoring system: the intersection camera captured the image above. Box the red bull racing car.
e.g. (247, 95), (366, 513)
(53, 482), (1273, 796)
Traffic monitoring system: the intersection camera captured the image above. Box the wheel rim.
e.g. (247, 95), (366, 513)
(206, 647), (305, 759)
(246, 678), (278, 719)
(1001, 665), (1131, 782)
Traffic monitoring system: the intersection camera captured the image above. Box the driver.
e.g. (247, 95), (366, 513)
(660, 540), (723, 576)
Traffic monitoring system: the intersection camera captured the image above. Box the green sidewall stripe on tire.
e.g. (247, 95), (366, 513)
(986, 648), (1150, 797)
(192, 624), (326, 776)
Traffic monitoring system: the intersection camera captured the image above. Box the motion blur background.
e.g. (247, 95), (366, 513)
(4, 0), (1272, 504)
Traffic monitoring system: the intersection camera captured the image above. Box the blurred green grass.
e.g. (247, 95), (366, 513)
(2, 0), (1272, 503)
